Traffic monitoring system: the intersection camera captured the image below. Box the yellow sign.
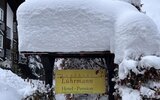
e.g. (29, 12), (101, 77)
(55, 69), (106, 94)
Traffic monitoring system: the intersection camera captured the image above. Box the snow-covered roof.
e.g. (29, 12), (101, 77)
(17, 0), (160, 63)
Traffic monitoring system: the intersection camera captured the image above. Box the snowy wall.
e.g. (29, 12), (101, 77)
(17, 0), (160, 63)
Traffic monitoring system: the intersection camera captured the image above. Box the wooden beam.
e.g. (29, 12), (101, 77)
(21, 51), (111, 58)
(40, 55), (55, 87)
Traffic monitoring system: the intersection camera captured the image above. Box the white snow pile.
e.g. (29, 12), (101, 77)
(119, 56), (160, 79)
(142, 0), (160, 32)
(118, 86), (141, 100)
(116, 81), (160, 99)
(17, 0), (160, 63)
(0, 68), (37, 100)
(0, 59), (12, 68)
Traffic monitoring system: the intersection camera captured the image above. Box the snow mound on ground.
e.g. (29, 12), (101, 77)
(55, 94), (65, 100)
(0, 68), (36, 99)
(17, 0), (160, 64)
(0, 82), (21, 100)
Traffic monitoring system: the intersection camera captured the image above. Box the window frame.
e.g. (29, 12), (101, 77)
(0, 8), (4, 21)
(0, 30), (4, 49)
(6, 26), (11, 39)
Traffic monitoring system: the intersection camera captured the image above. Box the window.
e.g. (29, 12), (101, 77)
(0, 8), (4, 21)
(0, 30), (3, 48)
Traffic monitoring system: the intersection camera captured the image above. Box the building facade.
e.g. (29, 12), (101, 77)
(0, 0), (24, 69)
(0, 0), (5, 60)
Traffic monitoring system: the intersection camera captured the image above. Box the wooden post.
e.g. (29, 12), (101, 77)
(41, 54), (55, 100)
(105, 54), (115, 100)
(41, 54), (55, 87)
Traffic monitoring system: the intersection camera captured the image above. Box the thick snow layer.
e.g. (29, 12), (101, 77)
(142, 0), (160, 32)
(118, 86), (158, 99)
(55, 94), (65, 100)
(139, 56), (160, 69)
(17, 0), (160, 63)
(118, 59), (139, 79)
(0, 83), (21, 100)
(119, 86), (141, 100)
(0, 68), (65, 100)
(140, 86), (155, 98)
(0, 68), (36, 99)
